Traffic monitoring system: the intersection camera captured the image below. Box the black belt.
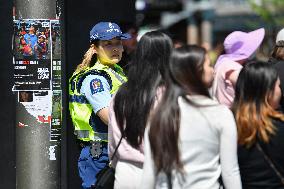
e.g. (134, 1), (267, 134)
(77, 140), (107, 149)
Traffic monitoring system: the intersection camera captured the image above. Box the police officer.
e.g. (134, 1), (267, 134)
(69, 22), (130, 189)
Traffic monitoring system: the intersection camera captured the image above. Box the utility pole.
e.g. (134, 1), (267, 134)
(14, 0), (63, 189)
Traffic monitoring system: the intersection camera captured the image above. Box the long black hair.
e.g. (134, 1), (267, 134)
(114, 31), (173, 148)
(149, 45), (210, 175)
(232, 61), (284, 146)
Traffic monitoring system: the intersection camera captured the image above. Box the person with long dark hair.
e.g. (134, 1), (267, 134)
(108, 31), (173, 189)
(141, 45), (242, 189)
(232, 62), (284, 188)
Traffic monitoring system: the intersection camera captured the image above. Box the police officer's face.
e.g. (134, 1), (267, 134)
(94, 38), (124, 66)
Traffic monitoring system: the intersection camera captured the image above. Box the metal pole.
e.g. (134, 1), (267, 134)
(16, 0), (56, 19)
(14, 0), (62, 189)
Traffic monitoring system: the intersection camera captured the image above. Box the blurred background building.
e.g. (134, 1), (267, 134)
(137, 0), (284, 60)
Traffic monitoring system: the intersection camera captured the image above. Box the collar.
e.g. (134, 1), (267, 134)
(93, 61), (110, 69)
(183, 95), (219, 106)
(93, 61), (122, 72)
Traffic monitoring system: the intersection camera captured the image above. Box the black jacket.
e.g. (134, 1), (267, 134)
(238, 119), (284, 189)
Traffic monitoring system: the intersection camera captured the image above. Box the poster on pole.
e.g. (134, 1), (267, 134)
(51, 20), (61, 91)
(51, 90), (62, 142)
(18, 91), (52, 124)
(13, 19), (62, 143)
(13, 19), (52, 91)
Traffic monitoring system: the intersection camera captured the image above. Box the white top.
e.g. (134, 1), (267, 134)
(141, 95), (242, 189)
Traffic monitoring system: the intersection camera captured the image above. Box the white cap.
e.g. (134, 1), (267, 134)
(276, 28), (284, 43)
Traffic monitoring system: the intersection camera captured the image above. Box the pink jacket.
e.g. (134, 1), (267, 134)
(108, 98), (144, 167)
(211, 56), (242, 108)
(108, 88), (163, 167)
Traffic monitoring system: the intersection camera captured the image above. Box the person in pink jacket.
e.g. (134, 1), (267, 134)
(108, 31), (173, 189)
(211, 28), (265, 108)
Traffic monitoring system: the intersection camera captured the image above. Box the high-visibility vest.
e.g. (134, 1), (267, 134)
(69, 62), (127, 142)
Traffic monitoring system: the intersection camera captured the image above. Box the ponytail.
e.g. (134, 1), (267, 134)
(75, 44), (96, 73)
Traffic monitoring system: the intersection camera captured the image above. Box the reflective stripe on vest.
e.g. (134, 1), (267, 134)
(69, 94), (88, 104)
(75, 130), (108, 141)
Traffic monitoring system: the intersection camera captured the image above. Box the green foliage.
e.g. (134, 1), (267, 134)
(248, 0), (284, 26)
(248, 0), (284, 58)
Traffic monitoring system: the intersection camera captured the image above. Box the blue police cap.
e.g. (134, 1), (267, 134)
(90, 22), (131, 42)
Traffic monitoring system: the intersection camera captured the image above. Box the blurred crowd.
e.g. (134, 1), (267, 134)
(69, 21), (284, 189)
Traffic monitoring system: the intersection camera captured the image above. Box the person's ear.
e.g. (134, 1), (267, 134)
(93, 48), (98, 54)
